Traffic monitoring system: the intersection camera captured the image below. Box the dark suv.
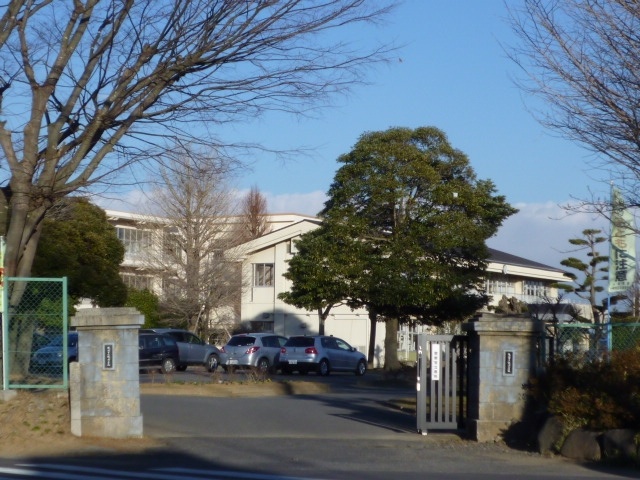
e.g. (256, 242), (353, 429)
(141, 328), (222, 372)
(139, 332), (180, 374)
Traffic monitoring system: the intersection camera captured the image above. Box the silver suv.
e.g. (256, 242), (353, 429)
(221, 333), (288, 373)
(279, 335), (367, 376)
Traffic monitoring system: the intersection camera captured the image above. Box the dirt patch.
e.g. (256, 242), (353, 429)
(0, 380), (329, 458)
(0, 389), (161, 458)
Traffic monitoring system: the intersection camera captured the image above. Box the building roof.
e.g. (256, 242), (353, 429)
(488, 247), (565, 274)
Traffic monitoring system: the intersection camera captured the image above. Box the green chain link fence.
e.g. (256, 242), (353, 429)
(2, 277), (68, 389)
(551, 322), (640, 362)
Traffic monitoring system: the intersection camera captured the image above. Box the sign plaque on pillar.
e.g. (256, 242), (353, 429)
(103, 343), (115, 370)
(503, 350), (514, 376)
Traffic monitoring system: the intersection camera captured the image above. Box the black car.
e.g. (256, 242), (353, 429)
(141, 328), (221, 372)
(139, 332), (180, 374)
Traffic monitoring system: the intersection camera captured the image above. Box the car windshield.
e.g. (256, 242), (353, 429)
(285, 337), (314, 347)
(227, 336), (256, 347)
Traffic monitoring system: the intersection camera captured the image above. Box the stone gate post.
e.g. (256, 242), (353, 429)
(462, 312), (544, 442)
(69, 307), (144, 438)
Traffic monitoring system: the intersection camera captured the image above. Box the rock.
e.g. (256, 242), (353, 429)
(601, 429), (638, 460)
(537, 415), (564, 454)
(560, 429), (601, 461)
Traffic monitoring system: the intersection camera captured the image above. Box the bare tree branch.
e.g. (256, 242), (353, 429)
(0, 0), (396, 279)
(507, 1), (640, 204)
(236, 185), (270, 243)
(136, 145), (246, 336)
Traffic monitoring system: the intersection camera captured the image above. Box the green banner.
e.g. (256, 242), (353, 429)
(609, 188), (636, 293)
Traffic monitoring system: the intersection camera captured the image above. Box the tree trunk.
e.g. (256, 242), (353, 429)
(383, 316), (401, 372)
(367, 307), (377, 367)
(1, 190), (48, 379)
(318, 308), (325, 336)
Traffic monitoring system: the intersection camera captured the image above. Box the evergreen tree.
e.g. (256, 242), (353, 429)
(283, 126), (517, 370)
(555, 229), (609, 323)
(32, 199), (127, 307)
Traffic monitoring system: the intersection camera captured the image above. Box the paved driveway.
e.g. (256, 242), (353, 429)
(139, 374), (639, 480)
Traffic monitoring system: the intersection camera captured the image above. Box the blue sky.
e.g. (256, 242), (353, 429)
(220, 0), (608, 268)
(108, 1), (609, 270)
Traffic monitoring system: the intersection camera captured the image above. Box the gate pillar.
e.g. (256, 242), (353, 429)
(70, 307), (144, 438)
(462, 312), (543, 442)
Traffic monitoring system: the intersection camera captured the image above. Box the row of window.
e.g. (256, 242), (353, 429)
(121, 265), (275, 291)
(484, 275), (548, 298)
(116, 227), (550, 297)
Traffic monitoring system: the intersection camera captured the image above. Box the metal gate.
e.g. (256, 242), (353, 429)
(2, 277), (69, 389)
(416, 334), (468, 434)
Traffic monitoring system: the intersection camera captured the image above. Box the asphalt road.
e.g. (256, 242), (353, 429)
(0, 371), (637, 480)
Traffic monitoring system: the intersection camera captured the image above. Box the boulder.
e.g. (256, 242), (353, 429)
(601, 429), (638, 461)
(537, 415), (564, 454)
(560, 429), (601, 461)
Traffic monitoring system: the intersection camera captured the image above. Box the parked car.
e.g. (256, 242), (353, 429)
(139, 332), (181, 374)
(279, 335), (367, 376)
(141, 328), (222, 372)
(30, 332), (78, 374)
(221, 333), (288, 373)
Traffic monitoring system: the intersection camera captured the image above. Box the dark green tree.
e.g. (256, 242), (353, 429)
(319, 126), (517, 370)
(279, 226), (355, 336)
(125, 288), (161, 328)
(555, 229), (609, 323)
(32, 199), (127, 307)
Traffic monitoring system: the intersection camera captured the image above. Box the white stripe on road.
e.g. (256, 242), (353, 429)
(2, 464), (325, 480)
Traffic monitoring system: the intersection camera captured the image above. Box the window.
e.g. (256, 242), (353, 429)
(253, 263), (274, 287)
(117, 227), (152, 260)
(162, 276), (182, 299)
(163, 229), (181, 260)
(484, 275), (515, 296)
(121, 273), (153, 291)
(524, 280), (548, 298)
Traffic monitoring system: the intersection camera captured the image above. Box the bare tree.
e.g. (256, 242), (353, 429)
(0, 0), (395, 283)
(237, 185), (270, 243)
(140, 145), (245, 338)
(507, 1), (640, 205)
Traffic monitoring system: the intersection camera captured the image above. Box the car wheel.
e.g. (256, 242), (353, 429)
(355, 359), (366, 376)
(318, 359), (330, 376)
(257, 357), (270, 372)
(176, 365), (187, 372)
(206, 354), (219, 372)
(161, 357), (176, 374)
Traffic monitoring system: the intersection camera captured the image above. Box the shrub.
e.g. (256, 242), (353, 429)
(531, 348), (640, 430)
